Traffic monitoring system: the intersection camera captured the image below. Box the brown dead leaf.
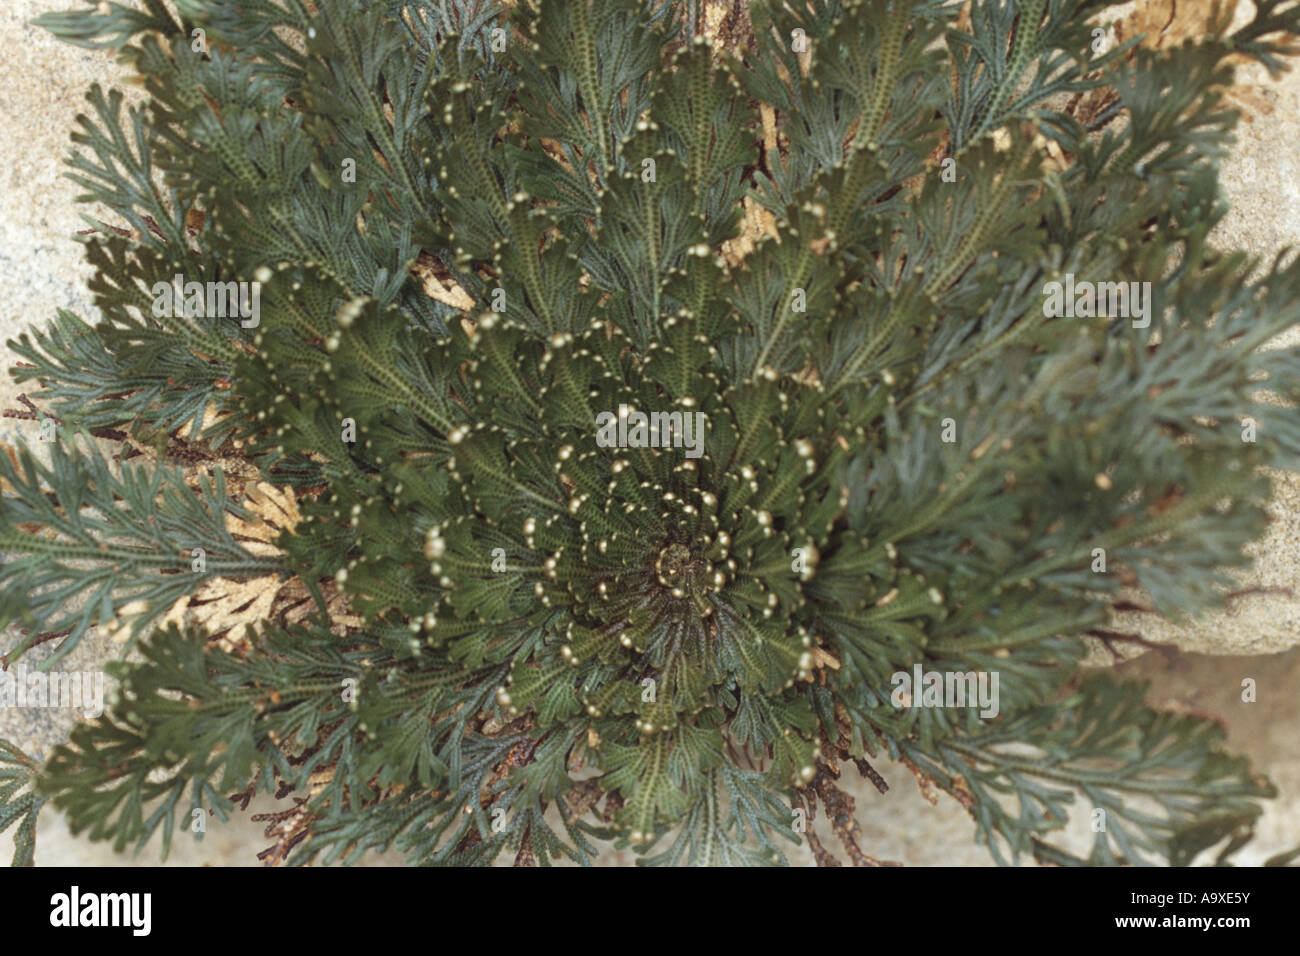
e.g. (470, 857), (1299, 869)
(721, 196), (779, 266)
(792, 359), (822, 388)
(955, 0), (972, 32)
(105, 481), (361, 652)
(1116, 0), (1237, 51)
(760, 102), (778, 156)
(0, 440), (20, 495)
(1063, 0), (1275, 129)
(412, 251), (475, 311)
(158, 576), (278, 654)
(280, 576), (363, 634)
(198, 404), (231, 435)
(228, 481), (302, 551)
(1032, 130), (1070, 174)
(902, 757), (941, 807)
(812, 646), (841, 671)
(1114, 0), (1275, 118)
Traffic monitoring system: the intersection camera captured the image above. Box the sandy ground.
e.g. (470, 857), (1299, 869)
(1, 0), (1297, 865)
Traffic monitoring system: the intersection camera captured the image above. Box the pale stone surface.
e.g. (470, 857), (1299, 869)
(2, 0), (1297, 866)
(0, 0), (129, 841)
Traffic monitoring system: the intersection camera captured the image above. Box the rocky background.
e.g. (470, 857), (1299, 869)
(2, 0), (1297, 865)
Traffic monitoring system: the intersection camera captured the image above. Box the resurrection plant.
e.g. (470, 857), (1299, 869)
(3, 0), (1300, 866)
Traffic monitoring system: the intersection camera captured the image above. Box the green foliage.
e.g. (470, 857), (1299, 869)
(900, 676), (1276, 866)
(3, 0), (1299, 865)
(0, 742), (43, 866)
(0, 434), (291, 667)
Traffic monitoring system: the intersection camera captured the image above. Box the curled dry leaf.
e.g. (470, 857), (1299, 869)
(1116, 0), (1238, 51)
(156, 577), (278, 654)
(228, 480), (302, 551)
(166, 482), (301, 651)
(108, 481), (358, 652)
(1117, 0), (1274, 119)
(721, 197), (779, 267)
(1067, 0), (1270, 132)
(412, 251), (475, 311)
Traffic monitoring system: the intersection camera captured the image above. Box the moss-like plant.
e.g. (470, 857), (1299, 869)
(2, 0), (1300, 865)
